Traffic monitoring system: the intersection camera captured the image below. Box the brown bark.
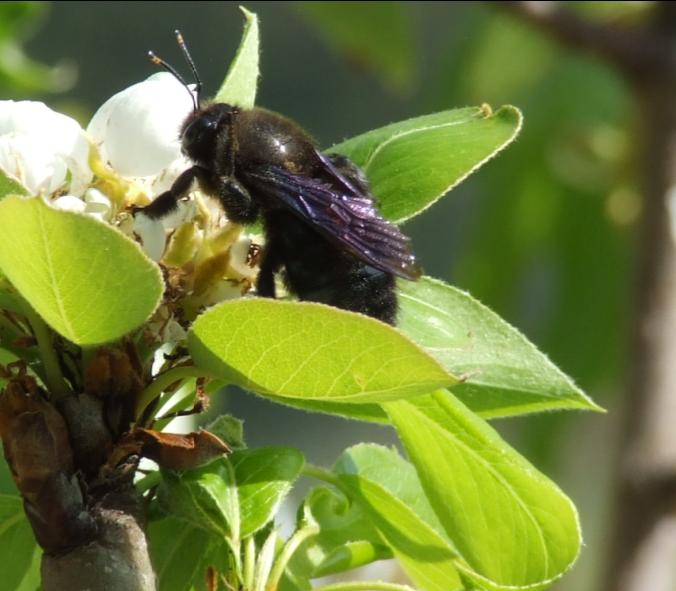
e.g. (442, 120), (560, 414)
(41, 492), (156, 591)
(497, 1), (674, 78)
(0, 350), (158, 590)
(0, 344), (230, 589)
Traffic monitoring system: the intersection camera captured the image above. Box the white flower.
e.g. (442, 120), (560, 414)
(51, 194), (86, 213)
(133, 214), (167, 262)
(83, 188), (113, 222)
(84, 72), (200, 259)
(132, 195), (199, 261)
(147, 154), (193, 196)
(230, 235), (259, 280)
(147, 306), (188, 345)
(87, 72), (195, 179)
(52, 189), (113, 223)
(0, 74), (254, 297)
(0, 100), (92, 196)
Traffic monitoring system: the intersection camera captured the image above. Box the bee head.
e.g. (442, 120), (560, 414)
(180, 103), (236, 165)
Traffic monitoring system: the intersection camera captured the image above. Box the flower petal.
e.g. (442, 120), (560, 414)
(88, 72), (195, 177)
(0, 101), (92, 196)
(133, 212), (167, 261)
(51, 194), (86, 213)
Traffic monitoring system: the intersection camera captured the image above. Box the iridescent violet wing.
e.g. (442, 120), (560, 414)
(242, 157), (420, 280)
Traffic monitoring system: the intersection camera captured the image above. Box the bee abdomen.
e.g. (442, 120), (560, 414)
(265, 211), (398, 324)
(325, 265), (397, 324)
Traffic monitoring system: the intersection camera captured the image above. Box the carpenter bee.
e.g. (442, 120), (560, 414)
(140, 32), (421, 324)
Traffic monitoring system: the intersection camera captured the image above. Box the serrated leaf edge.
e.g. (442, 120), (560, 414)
(386, 401), (583, 591)
(188, 298), (459, 400)
(0, 196), (164, 345)
(399, 275), (602, 413)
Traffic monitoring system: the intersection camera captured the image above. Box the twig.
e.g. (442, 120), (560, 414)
(493, 1), (676, 79)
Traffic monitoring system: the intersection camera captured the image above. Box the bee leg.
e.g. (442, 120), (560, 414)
(137, 166), (206, 220)
(214, 177), (260, 224)
(256, 243), (284, 298)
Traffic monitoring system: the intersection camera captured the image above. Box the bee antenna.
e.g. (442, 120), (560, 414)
(174, 30), (203, 108)
(148, 50), (199, 111)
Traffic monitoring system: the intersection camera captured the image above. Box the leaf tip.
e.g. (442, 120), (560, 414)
(494, 104), (524, 135)
(479, 103), (493, 117)
(238, 4), (257, 22)
(582, 398), (606, 414)
(214, 6), (260, 108)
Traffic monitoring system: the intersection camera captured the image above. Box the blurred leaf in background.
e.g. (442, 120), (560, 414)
(0, 1), (74, 95)
(434, 6), (632, 401)
(294, 1), (416, 93)
(420, 6), (636, 589)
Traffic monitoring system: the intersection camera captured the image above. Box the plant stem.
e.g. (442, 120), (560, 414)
(0, 314), (39, 369)
(152, 378), (198, 429)
(243, 536), (256, 591)
(135, 365), (209, 419)
(313, 583), (416, 591)
(254, 530), (277, 591)
(135, 471), (161, 494)
(20, 300), (69, 400)
(266, 523), (320, 591)
(41, 490), (156, 591)
(302, 463), (341, 488)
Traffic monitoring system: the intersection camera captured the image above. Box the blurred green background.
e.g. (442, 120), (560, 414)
(1, 1), (645, 589)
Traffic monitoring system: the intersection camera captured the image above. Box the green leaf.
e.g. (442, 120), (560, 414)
(0, 348), (18, 389)
(158, 447), (303, 543)
(398, 276), (601, 417)
(314, 541), (387, 578)
(232, 446), (304, 537)
(312, 584), (417, 591)
(0, 495), (40, 591)
(334, 446), (463, 591)
(0, 3), (72, 94)
(384, 393), (582, 590)
(158, 459), (239, 540)
(295, 1), (414, 92)
(148, 514), (221, 591)
(214, 6), (259, 108)
(0, 286), (25, 315)
(261, 394), (388, 423)
(14, 548), (40, 591)
(0, 171), (29, 200)
(0, 196), (163, 345)
(0, 286), (41, 373)
(331, 105), (522, 223)
(206, 414), (246, 450)
(189, 299), (455, 404)
(286, 487), (390, 582)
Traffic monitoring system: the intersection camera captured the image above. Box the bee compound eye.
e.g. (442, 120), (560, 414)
(182, 114), (220, 156)
(184, 115), (215, 142)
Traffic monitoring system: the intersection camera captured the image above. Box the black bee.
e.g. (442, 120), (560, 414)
(140, 32), (420, 324)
